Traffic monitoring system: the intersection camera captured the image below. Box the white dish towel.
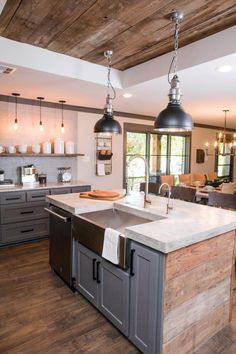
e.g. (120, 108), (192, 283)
(102, 228), (120, 264)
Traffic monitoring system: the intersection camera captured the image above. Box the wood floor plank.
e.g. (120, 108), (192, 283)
(0, 240), (235, 353)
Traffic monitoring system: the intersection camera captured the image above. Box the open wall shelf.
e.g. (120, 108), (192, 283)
(0, 153), (84, 157)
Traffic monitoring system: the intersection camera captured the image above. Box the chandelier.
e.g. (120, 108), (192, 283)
(205, 110), (236, 156)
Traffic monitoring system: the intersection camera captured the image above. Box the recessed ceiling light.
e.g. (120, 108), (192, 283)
(123, 93), (132, 98)
(216, 65), (234, 73)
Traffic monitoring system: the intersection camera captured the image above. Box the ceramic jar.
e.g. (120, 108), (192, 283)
(65, 141), (75, 154)
(54, 138), (64, 154)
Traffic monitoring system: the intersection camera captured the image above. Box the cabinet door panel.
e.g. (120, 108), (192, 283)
(0, 218), (49, 245)
(0, 201), (47, 224)
(77, 244), (99, 307)
(98, 260), (130, 336)
(129, 241), (164, 354)
(27, 189), (49, 202)
(0, 191), (26, 205)
(50, 188), (71, 195)
(71, 186), (91, 193)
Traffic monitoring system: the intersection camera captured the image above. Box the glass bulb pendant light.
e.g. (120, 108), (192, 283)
(154, 11), (193, 132)
(12, 93), (20, 130)
(94, 50), (122, 134)
(37, 97), (44, 132)
(59, 100), (66, 133)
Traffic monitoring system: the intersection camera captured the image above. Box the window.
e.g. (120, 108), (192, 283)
(124, 124), (191, 191)
(215, 142), (234, 180)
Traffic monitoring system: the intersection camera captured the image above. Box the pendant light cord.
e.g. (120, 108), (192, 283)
(15, 95), (18, 119)
(39, 99), (42, 123)
(107, 55), (116, 100)
(61, 101), (64, 125)
(168, 19), (180, 84)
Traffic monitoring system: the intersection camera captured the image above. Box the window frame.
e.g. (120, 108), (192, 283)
(123, 123), (192, 188)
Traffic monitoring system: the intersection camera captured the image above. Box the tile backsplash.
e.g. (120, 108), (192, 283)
(0, 156), (77, 183)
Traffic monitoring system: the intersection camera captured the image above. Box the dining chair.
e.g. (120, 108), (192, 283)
(160, 175), (175, 186)
(179, 174), (192, 185)
(208, 192), (236, 210)
(221, 183), (235, 194)
(207, 172), (217, 180)
(171, 186), (196, 202)
(192, 173), (206, 185)
(140, 182), (160, 195)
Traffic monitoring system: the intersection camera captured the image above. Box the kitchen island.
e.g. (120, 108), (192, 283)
(46, 192), (236, 354)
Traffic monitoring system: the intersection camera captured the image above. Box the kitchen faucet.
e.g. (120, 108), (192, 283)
(126, 155), (151, 208)
(159, 183), (173, 214)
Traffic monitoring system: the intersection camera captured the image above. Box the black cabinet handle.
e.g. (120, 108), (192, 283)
(92, 258), (97, 280)
(6, 197), (21, 201)
(130, 249), (135, 276)
(96, 261), (101, 284)
(21, 229), (34, 233)
(32, 194), (45, 198)
(20, 210), (34, 215)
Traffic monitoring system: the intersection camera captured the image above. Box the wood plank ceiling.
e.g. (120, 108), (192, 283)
(0, 0), (236, 70)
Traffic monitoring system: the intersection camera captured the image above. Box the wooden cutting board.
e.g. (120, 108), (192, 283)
(80, 191), (123, 201)
(88, 190), (119, 198)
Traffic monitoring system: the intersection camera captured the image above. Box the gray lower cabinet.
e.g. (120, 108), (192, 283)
(129, 241), (164, 354)
(77, 243), (130, 336)
(77, 244), (99, 307)
(98, 259), (130, 336)
(0, 184), (91, 246)
(0, 218), (49, 244)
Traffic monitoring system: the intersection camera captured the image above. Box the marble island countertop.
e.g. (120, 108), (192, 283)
(46, 191), (236, 253)
(0, 180), (90, 192)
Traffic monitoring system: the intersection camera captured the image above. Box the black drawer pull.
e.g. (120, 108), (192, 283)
(6, 197), (21, 201)
(20, 210), (34, 215)
(92, 258), (97, 280)
(21, 228), (34, 233)
(130, 249), (135, 276)
(96, 261), (101, 284)
(32, 194), (45, 198)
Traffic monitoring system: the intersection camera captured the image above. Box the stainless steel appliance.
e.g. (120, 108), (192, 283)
(45, 205), (76, 290)
(19, 164), (39, 184)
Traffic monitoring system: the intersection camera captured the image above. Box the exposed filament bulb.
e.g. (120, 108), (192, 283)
(39, 121), (44, 132)
(14, 118), (18, 130)
(61, 123), (65, 133)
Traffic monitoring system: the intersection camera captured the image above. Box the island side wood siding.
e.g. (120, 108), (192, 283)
(162, 230), (235, 354)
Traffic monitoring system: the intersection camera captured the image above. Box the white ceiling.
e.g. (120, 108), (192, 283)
(0, 26), (236, 128)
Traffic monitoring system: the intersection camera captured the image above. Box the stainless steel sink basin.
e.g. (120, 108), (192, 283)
(72, 208), (154, 269)
(80, 208), (152, 233)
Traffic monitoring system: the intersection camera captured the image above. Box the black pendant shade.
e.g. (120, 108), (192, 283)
(94, 112), (122, 134)
(154, 102), (193, 132)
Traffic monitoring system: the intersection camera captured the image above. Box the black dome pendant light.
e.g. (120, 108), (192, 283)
(94, 50), (122, 134)
(154, 11), (193, 132)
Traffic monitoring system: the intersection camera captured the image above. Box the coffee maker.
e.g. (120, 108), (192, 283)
(18, 165), (39, 184)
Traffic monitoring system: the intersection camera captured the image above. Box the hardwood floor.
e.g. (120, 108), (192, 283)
(0, 240), (235, 354)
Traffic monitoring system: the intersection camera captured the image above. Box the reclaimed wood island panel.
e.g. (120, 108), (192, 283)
(162, 230), (235, 354)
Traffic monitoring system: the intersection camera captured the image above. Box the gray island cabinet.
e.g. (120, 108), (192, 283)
(76, 240), (164, 353)
(46, 193), (236, 354)
(77, 243), (130, 336)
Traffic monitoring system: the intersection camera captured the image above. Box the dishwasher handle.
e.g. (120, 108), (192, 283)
(44, 207), (71, 223)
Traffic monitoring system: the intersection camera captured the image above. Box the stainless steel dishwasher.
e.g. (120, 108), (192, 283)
(45, 205), (76, 290)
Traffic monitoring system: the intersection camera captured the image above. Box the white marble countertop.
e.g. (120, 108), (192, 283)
(46, 191), (236, 253)
(0, 180), (90, 192)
